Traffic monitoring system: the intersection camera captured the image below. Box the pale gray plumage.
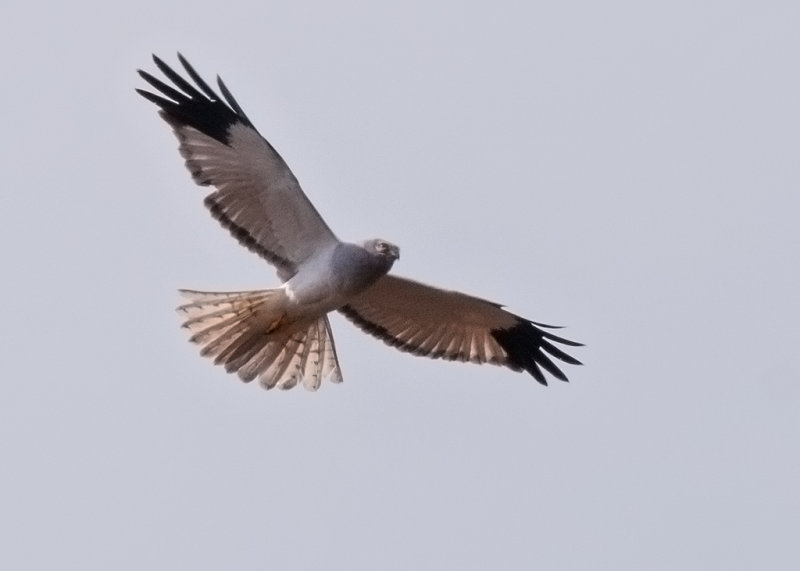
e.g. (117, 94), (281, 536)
(137, 54), (582, 391)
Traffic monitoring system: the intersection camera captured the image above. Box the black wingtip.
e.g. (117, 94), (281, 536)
(491, 319), (582, 385)
(136, 53), (250, 145)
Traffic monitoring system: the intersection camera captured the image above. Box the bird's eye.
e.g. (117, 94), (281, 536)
(376, 241), (387, 252)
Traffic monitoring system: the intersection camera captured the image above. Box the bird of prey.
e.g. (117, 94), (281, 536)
(137, 54), (582, 391)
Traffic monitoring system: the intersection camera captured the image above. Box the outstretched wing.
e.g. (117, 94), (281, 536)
(339, 275), (582, 385)
(137, 54), (338, 279)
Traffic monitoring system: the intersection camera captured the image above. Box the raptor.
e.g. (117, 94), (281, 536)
(137, 54), (582, 391)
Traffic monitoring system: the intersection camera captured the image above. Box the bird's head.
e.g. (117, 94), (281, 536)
(364, 238), (400, 263)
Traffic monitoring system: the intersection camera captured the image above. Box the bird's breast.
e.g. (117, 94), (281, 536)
(285, 244), (392, 317)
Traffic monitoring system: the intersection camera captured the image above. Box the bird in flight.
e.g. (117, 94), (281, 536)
(137, 54), (582, 391)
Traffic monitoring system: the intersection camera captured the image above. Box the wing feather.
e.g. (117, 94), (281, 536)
(137, 54), (339, 279)
(339, 275), (582, 385)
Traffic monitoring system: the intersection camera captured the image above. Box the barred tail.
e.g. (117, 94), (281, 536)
(177, 289), (342, 391)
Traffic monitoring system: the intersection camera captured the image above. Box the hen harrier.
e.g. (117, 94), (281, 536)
(137, 54), (582, 391)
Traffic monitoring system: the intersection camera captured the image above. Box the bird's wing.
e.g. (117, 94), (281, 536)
(339, 275), (582, 385)
(137, 54), (338, 279)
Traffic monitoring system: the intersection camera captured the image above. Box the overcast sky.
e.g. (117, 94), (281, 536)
(2, 1), (798, 570)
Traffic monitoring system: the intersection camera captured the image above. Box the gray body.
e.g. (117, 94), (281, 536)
(285, 240), (399, 317)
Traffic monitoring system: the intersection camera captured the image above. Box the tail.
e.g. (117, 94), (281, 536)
(176, 289), (343, 391)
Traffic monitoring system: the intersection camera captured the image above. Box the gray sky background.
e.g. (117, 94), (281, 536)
(2, 1), (798, 570)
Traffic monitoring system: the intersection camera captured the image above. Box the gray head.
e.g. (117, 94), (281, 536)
(328, 239), (401, 297)
(362, 238), (400, 266)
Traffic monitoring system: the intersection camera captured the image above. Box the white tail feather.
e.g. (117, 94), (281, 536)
(177, 289), (342, 391)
